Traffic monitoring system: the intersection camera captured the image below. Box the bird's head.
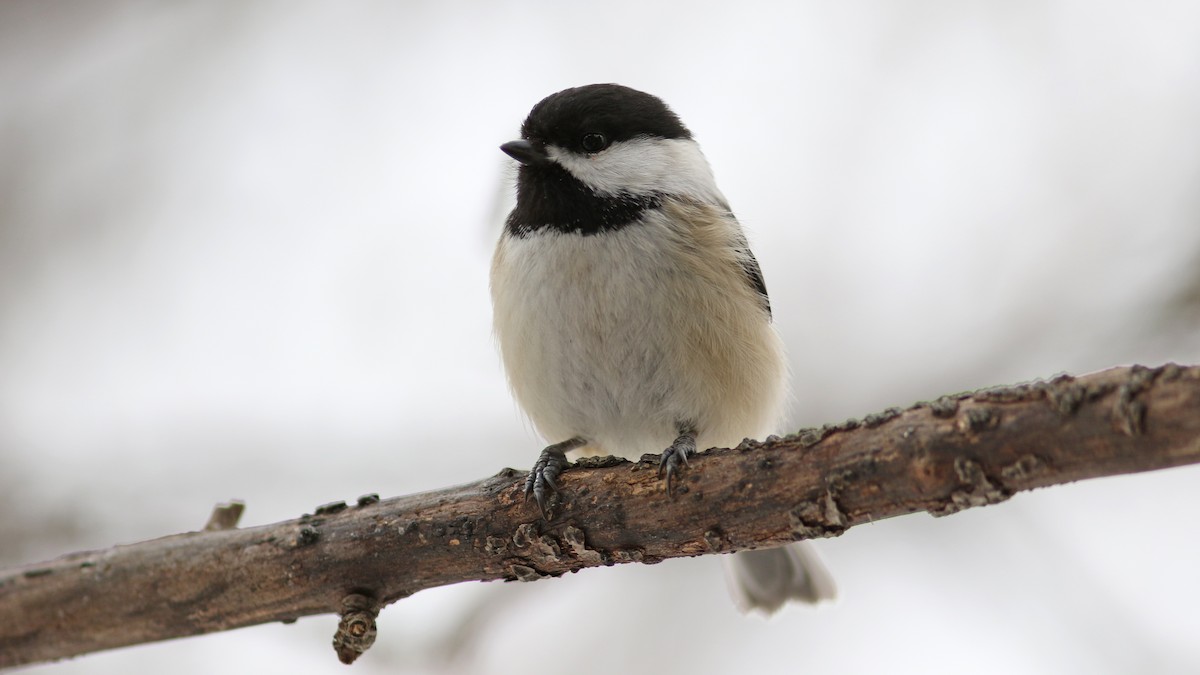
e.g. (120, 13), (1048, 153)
(501, 84), (726, 235)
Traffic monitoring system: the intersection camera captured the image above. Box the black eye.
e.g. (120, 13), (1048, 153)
(581, 132), (609, 153)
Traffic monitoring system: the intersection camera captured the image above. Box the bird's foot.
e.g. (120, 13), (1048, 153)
(658, 431), (696, 496)
(524, 437), (586, 518)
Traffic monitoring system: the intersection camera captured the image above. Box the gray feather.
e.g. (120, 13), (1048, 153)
(723, 542), (837, 614)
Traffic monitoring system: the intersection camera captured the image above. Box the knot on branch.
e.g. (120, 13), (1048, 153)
(1113, 364), (1160, 436)
(931, 458), (1011, 516)
(332, 593), (379, 665)
(202, 500), (245, 531)
(789, 489), (848, 539)
(499, 522), (622, 580)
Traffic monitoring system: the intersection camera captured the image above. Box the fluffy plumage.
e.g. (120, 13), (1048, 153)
(493, 201), (785, 456)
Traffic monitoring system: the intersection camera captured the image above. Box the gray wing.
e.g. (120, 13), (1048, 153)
(739, 246), (772, 319)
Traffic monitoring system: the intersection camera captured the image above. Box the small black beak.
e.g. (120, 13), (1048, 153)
(500, 139), (549, 166)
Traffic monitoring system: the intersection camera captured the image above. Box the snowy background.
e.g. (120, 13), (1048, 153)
(3, 1), (1199, 673)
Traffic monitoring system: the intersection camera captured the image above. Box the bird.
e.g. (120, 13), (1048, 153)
(491, 83), (835, 613)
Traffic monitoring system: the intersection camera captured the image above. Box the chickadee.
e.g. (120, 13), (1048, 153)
(492, 84), (835, 613)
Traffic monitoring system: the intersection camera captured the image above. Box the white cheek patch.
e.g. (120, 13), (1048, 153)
(547, 137), (729, 207)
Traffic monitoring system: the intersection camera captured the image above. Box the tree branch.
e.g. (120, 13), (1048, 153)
(3, 364), (1199, 668)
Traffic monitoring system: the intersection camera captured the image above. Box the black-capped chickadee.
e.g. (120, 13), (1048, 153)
(492, 84), (835, 613)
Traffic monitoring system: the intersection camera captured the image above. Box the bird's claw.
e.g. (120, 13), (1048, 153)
(658, 432), (696, 496)
(524, 444), (571, 518)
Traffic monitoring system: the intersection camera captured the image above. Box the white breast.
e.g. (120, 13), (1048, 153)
(490, 202), (787, 459)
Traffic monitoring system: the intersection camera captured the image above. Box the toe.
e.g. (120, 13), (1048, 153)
(524, 441), (577, 518)
(533, 483), (550, 518)
(658, 450), (681, 496)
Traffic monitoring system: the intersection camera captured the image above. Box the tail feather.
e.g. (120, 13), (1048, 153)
(722, 542), (836, 614)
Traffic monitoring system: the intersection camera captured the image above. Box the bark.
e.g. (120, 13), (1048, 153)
(2, 364), (1199, 668)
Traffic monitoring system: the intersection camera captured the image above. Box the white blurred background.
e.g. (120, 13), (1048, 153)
(3, 1), (1199, 673)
